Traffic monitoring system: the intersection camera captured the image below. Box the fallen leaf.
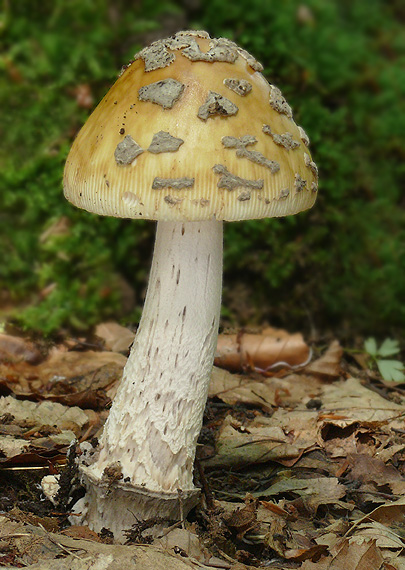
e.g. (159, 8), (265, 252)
(320, 376), (404, 426)
(0, 349), (127, 404)
(0, 333), (43, 364)
(204, 412), (318, 470)
(256, 476), (347, 513)
(0, 436), (28, 459)
(209, 367), (324, 411)
(95, 322), (136, 353)
(302, 538), (384, 569)
(350, 521), (405, 549)
(346, 453), (404, 494)
(358, 496), (405, 526)
(0, 396), (91, 464)
(284, 544), (328, 562)
(61, 525), (102, 542)
(0, 396), (90, 431)
(223, 495), (258, 540)
(7, 506), (59, 533)
(304, 340), (343, 379)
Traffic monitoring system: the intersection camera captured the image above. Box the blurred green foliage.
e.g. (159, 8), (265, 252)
(1, 0), (404, 336)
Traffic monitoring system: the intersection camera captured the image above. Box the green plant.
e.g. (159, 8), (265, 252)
(364, 338), (405, 382)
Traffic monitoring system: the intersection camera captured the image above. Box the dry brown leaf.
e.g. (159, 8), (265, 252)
(384, 558), (405, 570)
(0, 396), (92, 463)
(347, 453), (404, 492)
(284, 544), (328, 562)
(204, 412), (318, 470)
(35, 348), (127, 384)
(61, 525), (102, 541)
(315, 519), (351, 550)
(320, 376), (404, 427)
(95, 322), (136, 353)
(0, 333), (43, 364)
(304, 340), (343, 379)
(263, 516), (287, 556)
(376, 443), (405, 463)
(209, 366), (280, 410)
(301, 538), (384, 569)
(250, 500), (329, 563)
(357, 496), (405, 526)
(0, 396), (89, 432)
(209, 367), (324, 411)
(223, 495), (258, 540)
(7, 506), (59, 533)
(257, 476), (347, 513)
(350, 522), (405, 550)
(0, 436), (28, 459)
(0, 348), (126, 405)
(214, 327), (311, 373)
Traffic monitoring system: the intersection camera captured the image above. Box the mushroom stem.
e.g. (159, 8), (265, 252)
(78, 220), (223, 538)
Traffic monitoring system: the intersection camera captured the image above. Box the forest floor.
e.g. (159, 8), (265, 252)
(1, 324), (405, 569)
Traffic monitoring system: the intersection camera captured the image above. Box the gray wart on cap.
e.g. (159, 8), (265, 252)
(298, 126), (310, 146)
(237, 190), (252, 201)
(223, 78), (252, 97)
(164, 195), (184, 206)
(221, 135), (280, 173)
(181, 37), (238, 63)
(148, 131), (184, 154)
(294, 173), (307, 192)
(262, 125), (300, 150)
(115, 135), (144, 165)
(222, 135), (257, 149)
(236, 47), (264, 72)
(197, 91), (239, 120)
(135, 41), (176, 72)
(269, 85), (293, 119)
(138, 79), (185, 109)
(213, 164), (264, 190)
(164, 31), (210, 51)
(152, 177), (195, 190)
(135, 33), (206, 71)
(304, 153), (318, 177)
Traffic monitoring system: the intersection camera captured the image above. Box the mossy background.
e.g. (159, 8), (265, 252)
(1, 0), (404, 337)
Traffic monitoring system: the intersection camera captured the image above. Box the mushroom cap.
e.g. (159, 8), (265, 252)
(64, 31), (318, 222)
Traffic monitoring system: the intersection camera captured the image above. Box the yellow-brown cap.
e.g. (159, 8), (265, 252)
(63, 31), (318, 222)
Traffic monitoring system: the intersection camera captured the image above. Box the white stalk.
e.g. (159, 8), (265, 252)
(78, 220), (223, 538)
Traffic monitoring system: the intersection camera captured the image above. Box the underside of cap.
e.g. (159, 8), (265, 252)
(63, 31), (318, 222)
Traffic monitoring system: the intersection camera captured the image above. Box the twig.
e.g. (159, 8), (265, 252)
(195, 458), (215, 510)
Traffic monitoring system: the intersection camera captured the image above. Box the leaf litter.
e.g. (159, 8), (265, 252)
(0, 325), (405, 569)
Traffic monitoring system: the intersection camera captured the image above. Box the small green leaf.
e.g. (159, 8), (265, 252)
(377, 359), (405, 383)
(377, 338), (400, 357)
(364, 337), (378, 357)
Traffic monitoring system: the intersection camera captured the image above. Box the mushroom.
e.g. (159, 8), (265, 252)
(63, 30), (318, 540)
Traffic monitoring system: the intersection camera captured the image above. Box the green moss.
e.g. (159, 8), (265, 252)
(1, 0), (404, 336)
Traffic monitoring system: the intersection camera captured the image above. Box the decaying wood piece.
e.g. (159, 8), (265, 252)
(214, 327), (311, 372)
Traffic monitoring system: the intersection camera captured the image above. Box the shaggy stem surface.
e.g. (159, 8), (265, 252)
(79, 220), (223, 537)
